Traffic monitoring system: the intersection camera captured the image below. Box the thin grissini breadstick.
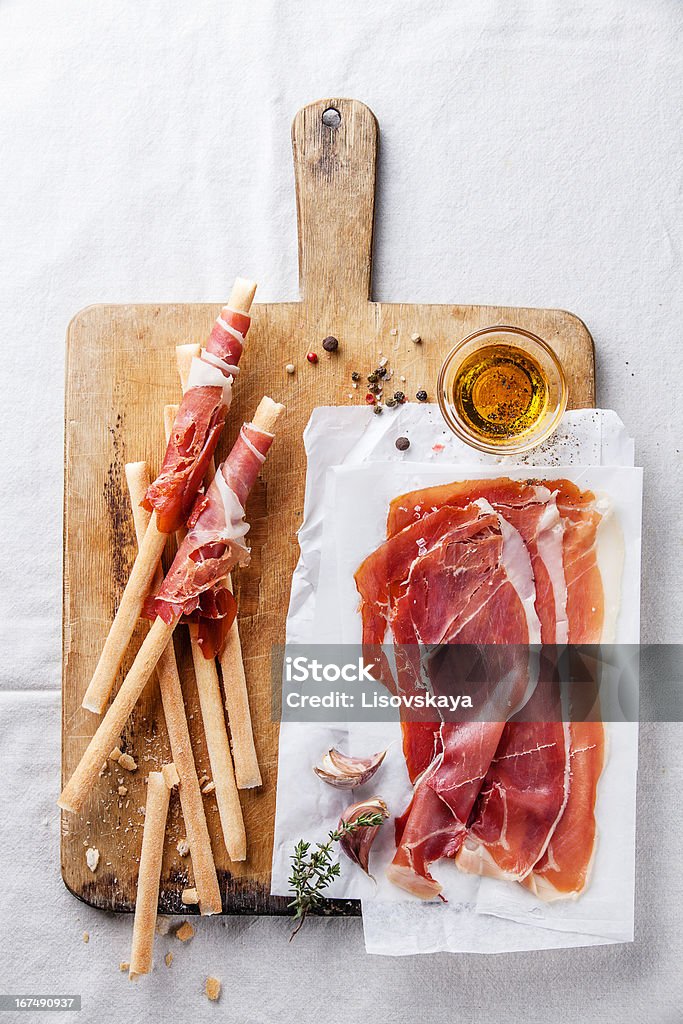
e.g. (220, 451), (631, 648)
(129, 769), (173, 979)
(125, 461), (222, 913)
(82, 523), (167, 714)
(81, 277), (257, 716)
(219, 595), (261, 789)
(59, 615), (177, 814)
(59, 397), (284, 816)
(189, 625), (246, 859)
(164, 404), (246, 861)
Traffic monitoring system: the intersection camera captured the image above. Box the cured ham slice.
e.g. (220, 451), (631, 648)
(144, 305), (251, 534)
(148, 422), (274, 626)
(383, 499), (543, 897)
(523, 721), (605, 900)
(456, 717), (571, 882)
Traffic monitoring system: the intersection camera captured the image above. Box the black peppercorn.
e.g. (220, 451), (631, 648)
(376, 366), (388, 378)
(385, 397), (397, 408)
(395, 436), (410, 451)
(394, 390), (405, 403)
(322, 335), (339, 352)
(416, 389), (428, 402)
(351, 371), (360, 382)
(367, 372), (379, 384)
(373, 404), (383, 415)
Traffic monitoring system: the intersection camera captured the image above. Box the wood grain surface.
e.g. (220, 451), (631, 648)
(62, 98), (596, 915)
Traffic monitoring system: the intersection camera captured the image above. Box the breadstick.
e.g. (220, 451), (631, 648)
(164, 405), (246, 859)
(129, 769), (173, 979)
(82, 520), (167, 714)
(219, 597), (262, 789)
(125, 461), (222, 913)
(216, 395), (282, 789)
(59, 615), (176, 814)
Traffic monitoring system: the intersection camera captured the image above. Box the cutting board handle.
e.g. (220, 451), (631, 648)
(292, 98), (377, 307)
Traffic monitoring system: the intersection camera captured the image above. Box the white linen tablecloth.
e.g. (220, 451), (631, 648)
(0, 1), (681, 1020)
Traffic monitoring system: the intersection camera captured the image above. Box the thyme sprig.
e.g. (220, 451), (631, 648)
(287, 811), (384, 938)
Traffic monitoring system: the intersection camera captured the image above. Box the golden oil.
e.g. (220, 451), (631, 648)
(452, 344), (549, 442)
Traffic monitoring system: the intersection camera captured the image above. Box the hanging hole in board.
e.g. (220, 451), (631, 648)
(322, 107), (341, 129)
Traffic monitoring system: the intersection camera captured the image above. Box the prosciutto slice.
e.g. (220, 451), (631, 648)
(523, 721), (605, 900)
(143, 306), (250, 534)
(147, 422), (273, 629)
(383, 501), (543, 897)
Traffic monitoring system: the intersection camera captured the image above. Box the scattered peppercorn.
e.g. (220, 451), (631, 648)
(385, 397), (397, 408)
(416, 389), (428, 402)
(306, 352), (318, 364)
(394, 390), (406, 403)
(322, 335), (339, 352)
(367, 372), (379, 384)
(351, 371), (360, 382)
(373, 404), (383, 415)
(365, 393), (376, 405)
(411, 333), (422, 344)
(285, 363), (296, 375)
(376, 366), (387, 379)
(395, 436), (410, 451)
(368, 383), (380, 394)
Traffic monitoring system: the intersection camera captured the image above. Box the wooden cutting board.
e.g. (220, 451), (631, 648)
(62, 97), (595, 916)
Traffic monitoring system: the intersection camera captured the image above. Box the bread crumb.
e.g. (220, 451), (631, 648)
(175, 922), (195, 942)
(162, 762), (180, 789)
(85, 847), (100, 873)
(411, 332), (422, 344)
(155, 917), (172, 936)
(176, 838), (190, 857)
(82, 932), (89, 943)
(201, 780), (216, 795)
(205, 977), (221, 1002)
(182, 887), (199, 906)
(110, 747), (123, 761)
(198, 775), (209, 786)
(118, 753), (137, 772)
(119, 961), (130, 972)
(164, 952), (174, 967)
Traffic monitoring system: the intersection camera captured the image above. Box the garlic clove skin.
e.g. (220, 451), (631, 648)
(339, 797), (389, 877)
(313, 747), (387, 789)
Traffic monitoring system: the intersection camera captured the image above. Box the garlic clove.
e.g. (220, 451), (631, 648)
(339, 797), (389, 877)
(313, 747), (387, 789)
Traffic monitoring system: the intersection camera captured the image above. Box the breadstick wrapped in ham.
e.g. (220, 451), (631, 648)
(81, 277), (256, 715)
(146, 421), (274, 629)
(59, 397), (284, 815)
(143, 297), (254, 534)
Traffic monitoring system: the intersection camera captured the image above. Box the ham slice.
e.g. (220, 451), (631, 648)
(147, 423), (273, 626)
(383, 500), (542, 897)
(523, 721), (605, 900)
(143, 306), (250, 534)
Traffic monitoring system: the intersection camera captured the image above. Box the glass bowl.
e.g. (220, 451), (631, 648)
(437, 325), (568, 456)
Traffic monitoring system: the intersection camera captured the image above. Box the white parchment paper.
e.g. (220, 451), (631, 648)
(271, 407), (641, 954)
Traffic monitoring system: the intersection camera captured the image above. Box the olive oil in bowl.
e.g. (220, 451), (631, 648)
(453, 345), (548, 443)
(437, 326), (567, 455)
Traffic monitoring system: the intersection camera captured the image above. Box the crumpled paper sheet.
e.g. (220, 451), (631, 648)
(271, 407), (642, 954)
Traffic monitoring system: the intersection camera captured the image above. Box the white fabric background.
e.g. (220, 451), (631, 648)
(0, 1), (681, 1021)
